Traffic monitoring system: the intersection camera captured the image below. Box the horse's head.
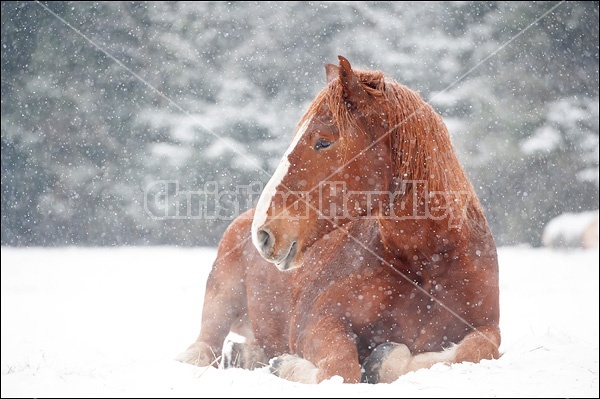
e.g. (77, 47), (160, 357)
(251, 56), (394, 270)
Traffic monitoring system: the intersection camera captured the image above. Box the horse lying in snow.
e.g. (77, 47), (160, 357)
(177, 55), (501, 384)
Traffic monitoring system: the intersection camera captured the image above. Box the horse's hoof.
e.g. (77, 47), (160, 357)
(268, 354), (319, 383)
(361, 342), (400, 383)
(222, 340), (240, 369)
(268, 355), (284, 376)
(175, 341), (218, 367)
(223, 341), (269, 370)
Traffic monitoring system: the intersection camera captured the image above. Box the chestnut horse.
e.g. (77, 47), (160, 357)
(177, 56), (500, 384)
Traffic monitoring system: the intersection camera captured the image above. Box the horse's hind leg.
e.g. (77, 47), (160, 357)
(362, 326), (501, 383)
(176, 213), (256, 368)
(175, 256), (245, 367)
(453, 325), (501, 363)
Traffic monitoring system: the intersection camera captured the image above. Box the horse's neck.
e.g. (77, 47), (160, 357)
(376, 197), (488, 270)
(293, 218), (382, 275)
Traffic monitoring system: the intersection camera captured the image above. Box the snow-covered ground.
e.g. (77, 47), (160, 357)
(1, 245), (598, 397)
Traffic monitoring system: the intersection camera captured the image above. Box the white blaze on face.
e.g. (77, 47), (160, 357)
(252, 118), (311, 248)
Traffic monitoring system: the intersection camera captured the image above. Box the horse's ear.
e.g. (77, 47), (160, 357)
(325, 63), (339, 84)
(337, 55), (367, 109)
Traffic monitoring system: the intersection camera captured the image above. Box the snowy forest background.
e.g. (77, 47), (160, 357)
(1, 1), (598, 247)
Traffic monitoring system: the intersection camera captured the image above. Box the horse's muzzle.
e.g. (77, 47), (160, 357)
(255, 229), (272, 253)
(254, 228), (298, 271)
(275, 241), (298, 271)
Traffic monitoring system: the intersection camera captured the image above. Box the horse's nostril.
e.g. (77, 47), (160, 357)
(257, 229), (271, 250)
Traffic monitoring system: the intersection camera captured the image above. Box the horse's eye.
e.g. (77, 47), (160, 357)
(314, 139), (333, 150)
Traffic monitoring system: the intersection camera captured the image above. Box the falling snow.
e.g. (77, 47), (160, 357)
(1, 1), (598, 247)
(1, 2), (599, 397)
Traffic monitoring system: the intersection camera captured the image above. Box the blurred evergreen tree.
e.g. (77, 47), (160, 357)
(1, 1), (597, 246)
